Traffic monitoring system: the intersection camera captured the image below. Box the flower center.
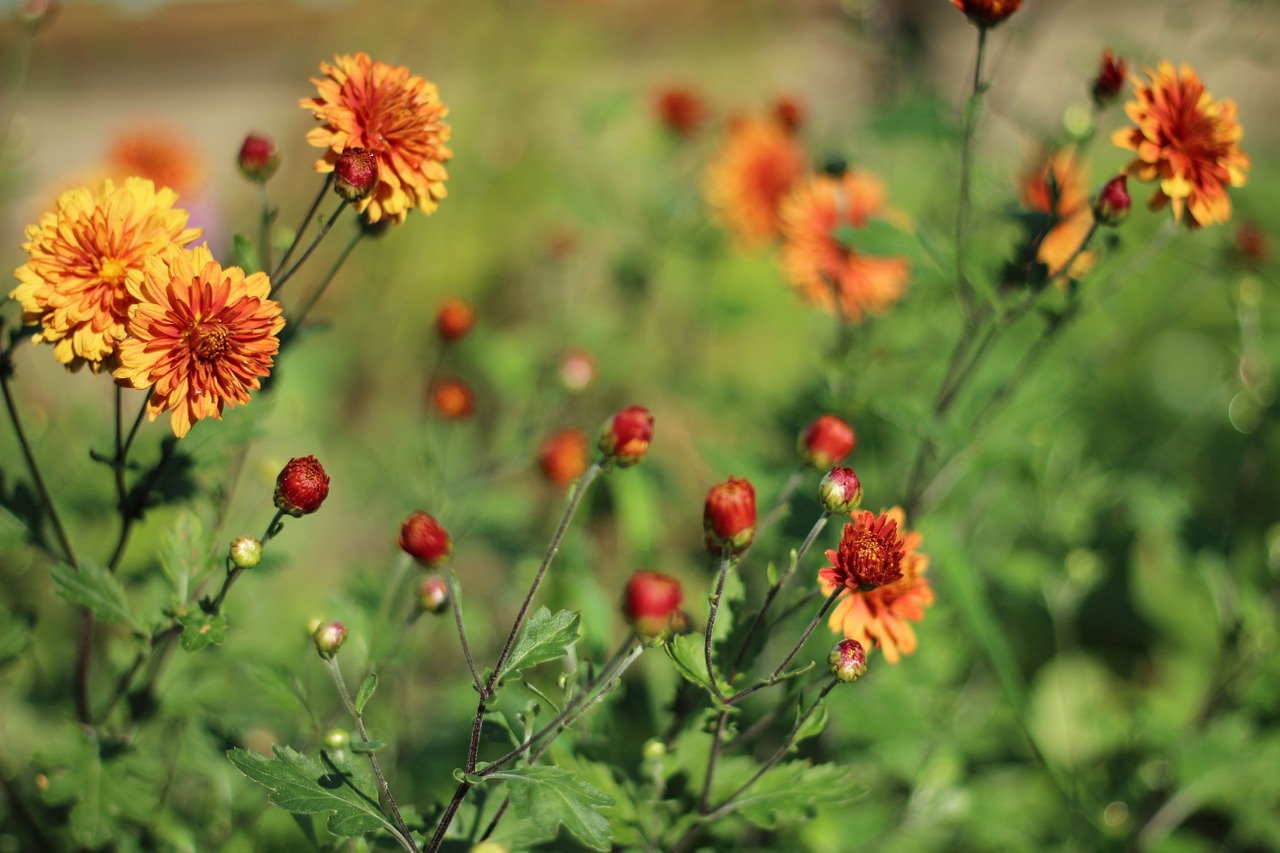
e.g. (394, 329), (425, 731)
(98, 257), (128, 285)
(189, 323), (229, 360)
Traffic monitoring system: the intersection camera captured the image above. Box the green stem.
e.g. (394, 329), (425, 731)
(447, 569), (483, 694)
(271, 199), (351, 297)
(258, 183), (274, 274)
(953, 26), (990, 318)
(271, 173), (334, 284)
(285, 230), (364, 339)
(730, 588), (841, 705)
(702, 550), (736, 707)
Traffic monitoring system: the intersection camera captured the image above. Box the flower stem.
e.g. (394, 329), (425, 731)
(271, 199), (352, 296)
(702, 551), (736, 707)
(729, 588), (841, 705)
(285, 229), (364, 338)
(447, 569), (483, 694)
(954, 25), (990, 318)
(258, 182), (274, 274)
(271, 173), (334, 285)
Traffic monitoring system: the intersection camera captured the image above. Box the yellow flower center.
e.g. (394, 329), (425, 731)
(189, 323), (229, 360)
(98, 257), (129, 285)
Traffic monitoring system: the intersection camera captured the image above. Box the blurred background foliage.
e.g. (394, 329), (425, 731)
(2, 0), (1280, 851)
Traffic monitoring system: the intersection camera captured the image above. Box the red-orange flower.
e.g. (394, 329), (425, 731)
(820, 509), (906, 592)
(779, 170), (910, 322)
(10, 178), (201, 372)
(950, 0), (1021, 28)
(431, 377), (475, 420)
(538, 428), (590, 487)
(1019, 148), (1095, 279)
(1112, 62), (1249, 229)
(113, 244), (284, 438)
(301, 52), (452, 224)
(705, 115), (806, 247)
(108, 128), (206, 198)
(654, 86), (708, 138)
(821, 507), (933, 664)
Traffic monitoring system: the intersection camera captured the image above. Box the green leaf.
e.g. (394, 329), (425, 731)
(178, 609), (228, 652)
(710, 758), (866, 830)
(794, 702), (829, 746)
(832, 218), (916, 259)
(232, 234), (260, 274)
(50, 561), (146, 635)
(487, 765), (614, 851)
(499, 608), (580, 680)
(0, 611), (32, 668)
(663, 634), (733, 710)
(160, 509), (211, 599)
(355, 673), (378, 714)
(227, 745), (397, 838)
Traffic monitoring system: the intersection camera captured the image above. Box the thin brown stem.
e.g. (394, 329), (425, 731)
(271, 200), (351, 296)
(447, 570), (483, 694)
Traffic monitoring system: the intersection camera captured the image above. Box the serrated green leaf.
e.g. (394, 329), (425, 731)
(488, 765), (614, 851)
(227, 745), (396, 838)
(50, 561), (146, 634)
(499, 608), (580, 680)
(663, 634), (733, 710)
(355, 673), (378, 714)
(794, 702), (829, 746)
(710, 758), (866, 829)
(232, 234), (260, 274)
(160, 509), (210, 599)
(178, 610), (227, 652)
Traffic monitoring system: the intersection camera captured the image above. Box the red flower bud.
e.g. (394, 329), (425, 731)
(229, 536), (262, 569)
(1091, 49), (1127, 108)
(818, 467), (863, 514)
(400, 511), (453, 568)
(799, 414), (856, 469)
(622, 571), (684, 640)
(703, 476), (757, 556)
(237, 133), (280, 183)
(773, 95), (805, 133)
(274, 456), (330, 517)
(598, 405), (654, 467)
(313, 620), (348, 658)
(829, 638), (867, 683)
(418, 575), (450, 614)
(430, 377), (476, 420)
(333, 147), (379, 201)
(538, 428), (590, 487)
(950, 0), (1021, 28)
(1234, 222), (1268, 268)
(654, 86), (708, 139)
(1093, 175), (1131, 227)
(435, 298), (475, 343)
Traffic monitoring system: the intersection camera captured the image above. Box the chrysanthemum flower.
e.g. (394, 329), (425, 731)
(654, 86), (708, 138)
(108, 128), (206, 198)
(779, 171), (910, 322)
(113, 244), (284, 438)
(300, 52), (452, 224)
(821, 507), (933, 664)
(705, 115), (806, 247)
(1019, 148), (1095, 279)
(1111, 62), (1249, 229)
(10, 178), (201, 372)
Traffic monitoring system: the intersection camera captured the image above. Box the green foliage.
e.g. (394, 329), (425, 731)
(499, 607), (581, 681)
(487, 765), (615, 851)
(50, 561), (147, 635)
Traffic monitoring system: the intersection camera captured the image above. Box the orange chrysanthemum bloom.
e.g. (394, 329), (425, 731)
(705, 115), (806, 247)
(1019, 148), (1095, 279)
(10, 178), (201, 373)
(300, 52), (452, 224)
(113, 244), (284, 438)
(1111, 62), (1249, 229)
(108, 128), (206, 198)
(820, 507), (934, 664)
(779, 171), (910, 323)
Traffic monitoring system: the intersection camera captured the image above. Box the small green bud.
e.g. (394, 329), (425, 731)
(642, 738), (666, 762)
(229, 536), (262, 569)
(323, 729), (350, 750)
(313, 620), (348, 658)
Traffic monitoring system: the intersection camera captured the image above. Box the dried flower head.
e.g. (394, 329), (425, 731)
(301, 52), (452, 224)
(705, 115), (807, 247)
(274, 456), (330, 517)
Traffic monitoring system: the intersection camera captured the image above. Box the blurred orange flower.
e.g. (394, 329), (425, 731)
(10, 178), (201, 372)
(301, 52), (452, 224)
(821, 506), (933, 664)
(1019, 148), (1095, 279)
(538, 428), (589, 487)
(1112, 61), (1249, 229)
(779, 170), (910, 323)
(950, 0), (1021, 28)
(654, 86), (708, 138)
(108, 128), (205, 198)
(705, 115), (806, 247)
(113, 245), (283, 439)
(431, 377), (475, 420)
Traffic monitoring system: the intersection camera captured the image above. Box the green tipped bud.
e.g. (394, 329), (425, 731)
(313, 620), (348, 658)
(229, 536), (262, 569)
(323, 729), (350, 751)
(642, 738), (667, 762)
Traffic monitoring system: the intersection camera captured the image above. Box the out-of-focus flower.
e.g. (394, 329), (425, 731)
(1233, 222), (1268, 268)
(799, 414), (856, 469)
(435, 298), (475, 343)
(598, 405), (653, 467)
(1093, 175), (1131, 227)
(820, 509), (906, 592)
(821, 507), (933, 664)
(108, 128), (205, 199)
(301, 52), (452, 224)
(13, 0), (59, 31)
(10, 178), (200, 372)
(773, 95), (805, 133)
(704, 476), (756, 556)
(950, 0), (1021, 28)
(622, 571), (684, 640)
(418, 575), (450, 614)
(399, 511), (453, 568)
(818, 467), (863, 515)
(705, 115), (806, 247)
(313, 620), (348, 658)
(1019, 148), (1095, 279)
(828, 638), (867, 683)
(654, 86), (708, 138)
(1091, 49), (1127, 108)
(430, 377), (475, 420)
(1112, 62), (1249, 229)
(332, 147), (379, 201)
(112, 244), (283, 438)
(780, 170), (910, 322)
(237, 133), (280, 183)
(538, 428), (590, 487)
(559, 349), (595, 393)
(273, 456), (330, 517)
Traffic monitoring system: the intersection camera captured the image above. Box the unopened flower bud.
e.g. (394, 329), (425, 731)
(538, 428), (589, 487)
(598, 405), (654, 468)
(799, 414), (855, 469)
(1091, 50), (1127, 108)
(703, 476), (756, 556)
(1093, 175), (1131, 227)
(274, 456), (330, 517)
(950, 0), (1021, 28)
(829, 638), (867, 683)
(642, 738), (667, 761)
(818, 467), (863, 514)
(399, 511), (453, 568)
(313, 620), (348, 658)
(323, 728), (350, 750)
(436, 298), (475, 343)
(13, 0), (58, 31)
(229, 536), (262, 569)
(774, 95), (805, 133)
(469, 843), (509, 853)
(333, 147), (379, 201)
(559, 349), (595, 393)
(654, 86), (707, 139)
(623, 571), (684, 641)
(418, 575), (450, 614)
(430, 377), (475, 420)
(1233, 222), (1268, 269)
(237, 133), (280, 183)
